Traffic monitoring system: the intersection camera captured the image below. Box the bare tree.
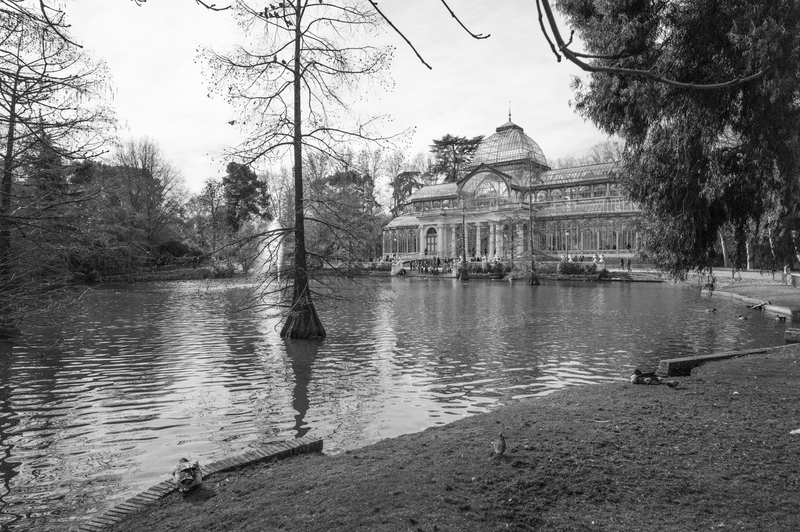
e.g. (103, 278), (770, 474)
(204, 0), (393, 339)
(0, 9), (112, 336)
(384, 148), (407, 216)
(111, 138), (186, 249)
(551, 140), (622, 169)
(186, 177), (226, 254)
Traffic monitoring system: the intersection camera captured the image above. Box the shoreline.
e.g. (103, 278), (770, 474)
(93, 342), (800, 532)
(104, 344), (800, 532)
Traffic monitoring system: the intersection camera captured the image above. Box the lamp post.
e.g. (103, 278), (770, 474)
(459, 200), (469, 281)
(527, 166), (540, 285)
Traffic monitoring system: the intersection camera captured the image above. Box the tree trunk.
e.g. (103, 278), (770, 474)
(280, 3), (326, 339)
(718, 230), (729, 268)
(458, 207), (469, 280)
(527, 182), (539, 285)
(0, 69), (20, 338)
(746, 239), (753, 270)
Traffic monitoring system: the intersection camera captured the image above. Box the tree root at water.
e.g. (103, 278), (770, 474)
(280, 297), (326, 339)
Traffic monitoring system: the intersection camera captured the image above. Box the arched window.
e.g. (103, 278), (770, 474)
(425, 227), (438, 255)
(578, 186), (591, 199)
(609, 184), (620, 197)
(551, 188), (563, 201)
(466, 175), (509, 200)
(535, 191), (547, 203)
(474, 179), (499, 198)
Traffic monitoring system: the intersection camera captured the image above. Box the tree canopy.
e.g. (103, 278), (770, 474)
(429, 134), (484, 184)
(559, 0), (800, 275)
(223, 162), (271, 232)
(389, 170), (422, 217)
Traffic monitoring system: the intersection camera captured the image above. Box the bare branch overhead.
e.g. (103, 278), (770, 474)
(535, 0), (769, 90)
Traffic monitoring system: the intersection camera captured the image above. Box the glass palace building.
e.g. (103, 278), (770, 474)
(382, 118), (640, 263)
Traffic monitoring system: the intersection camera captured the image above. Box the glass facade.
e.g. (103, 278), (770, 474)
(472, 121), (547, 167)
(383, 119), (640, 262)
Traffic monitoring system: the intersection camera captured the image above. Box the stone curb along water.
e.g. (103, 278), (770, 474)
(657, 343), (798, 377)
(76, 436), (323, 532)
(701, 287), (800, 319)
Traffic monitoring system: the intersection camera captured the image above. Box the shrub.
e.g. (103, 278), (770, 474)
(534, 262), (558, 274)
(157, 240), (191, 257)
(556, 261), (600, 276)
(210, 261), (236, 278)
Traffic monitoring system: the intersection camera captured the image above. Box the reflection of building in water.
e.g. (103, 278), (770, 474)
(382, 118), (641, 262)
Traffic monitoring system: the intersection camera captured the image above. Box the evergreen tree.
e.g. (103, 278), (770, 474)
(389, 170), (422, 217)
(557, 0), (800, 275)
(223, 162), (272, 232)
(429, 134), (484, 184)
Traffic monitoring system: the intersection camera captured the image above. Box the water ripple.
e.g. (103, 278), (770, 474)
(0, 278), (787, 531)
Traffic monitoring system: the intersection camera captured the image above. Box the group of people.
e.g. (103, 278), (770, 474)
(409, 257), (454, 274)
(557, 253), (634, 272)
(560, 254), (592, 262)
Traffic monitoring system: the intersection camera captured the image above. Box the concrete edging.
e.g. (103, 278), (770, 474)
(657, 344), (797, 377)
(77, 435), (323, 532)
(702, 288), (800, 318)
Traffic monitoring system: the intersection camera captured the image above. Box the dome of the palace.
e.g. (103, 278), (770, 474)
(471, 120), (547, 167)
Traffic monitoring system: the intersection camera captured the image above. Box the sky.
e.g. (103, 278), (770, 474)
(65, 0), (612, 194)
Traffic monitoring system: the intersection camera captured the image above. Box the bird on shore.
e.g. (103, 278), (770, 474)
(629, 368), (659, 384)
(173, 458), (202, 493)
(491, 432), (506, 458)
(777, 315), (787, 321)
(630, 369), (679, 388)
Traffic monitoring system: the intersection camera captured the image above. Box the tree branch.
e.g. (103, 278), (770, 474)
(438, 0), (489, 40)
(536, 0), (770, 90)
(365, 0), (431, 70)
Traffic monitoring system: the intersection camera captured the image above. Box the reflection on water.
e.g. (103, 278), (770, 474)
(0, 278), (788, 531)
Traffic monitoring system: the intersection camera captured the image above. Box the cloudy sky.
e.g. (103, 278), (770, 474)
(66, 0), (611, 194)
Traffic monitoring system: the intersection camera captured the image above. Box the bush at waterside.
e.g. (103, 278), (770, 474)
(556, 262), (598, 275)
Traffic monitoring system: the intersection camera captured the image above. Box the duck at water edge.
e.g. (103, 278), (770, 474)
(173, 458), (202, 493)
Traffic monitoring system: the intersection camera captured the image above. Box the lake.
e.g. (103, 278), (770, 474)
(0, 277), (787, 531)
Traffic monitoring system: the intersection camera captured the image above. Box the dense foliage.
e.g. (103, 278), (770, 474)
(558, 0), (800, 275)
(223, 162), (272, 232)
(388, 170), (422, 217)
(429, 134), (484, 184)
(307, 168), (385, 266)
